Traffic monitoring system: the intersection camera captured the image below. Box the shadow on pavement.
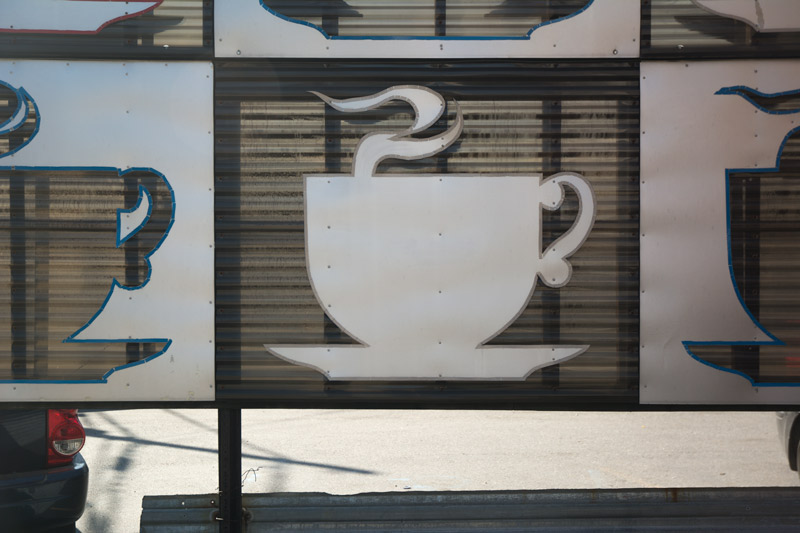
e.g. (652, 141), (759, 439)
(83, 427), (376, 475)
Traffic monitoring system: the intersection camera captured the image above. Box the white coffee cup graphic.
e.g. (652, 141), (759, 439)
(267, 86), (596, 380)
(0, 0), (163, 34)
(691, 0), (800, 33)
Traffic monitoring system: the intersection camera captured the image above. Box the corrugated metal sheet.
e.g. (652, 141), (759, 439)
(0, 0), (211, 59)
(140, 488), (800, 531)
(215, 60), (640, 408)
(261, 0), (592, 38)
(643, 0), (800, 58)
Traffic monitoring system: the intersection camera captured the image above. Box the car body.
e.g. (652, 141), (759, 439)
(776, 411), (800, 474)
(0, 409), (88, 532)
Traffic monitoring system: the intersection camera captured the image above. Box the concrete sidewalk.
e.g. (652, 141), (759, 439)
(76, 410), (799, 532)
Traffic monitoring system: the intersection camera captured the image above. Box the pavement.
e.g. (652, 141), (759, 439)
(75, 409), (799, 532)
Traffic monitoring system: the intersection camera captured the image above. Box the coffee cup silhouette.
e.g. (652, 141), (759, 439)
(0, 0), (163, 34)
(0, 166), (174, 381)
(683, 85), (800, 385)
(267, 86), (595, 380)
(262, 0), (591, 38)
(0, 83), (174, 380)
(691, 0), (800, 33)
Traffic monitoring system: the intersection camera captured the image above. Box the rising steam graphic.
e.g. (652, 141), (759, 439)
(310, 86), (463, 177)
(0, 81), (39, 158)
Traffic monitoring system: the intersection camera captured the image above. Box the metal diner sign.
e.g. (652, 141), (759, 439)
(0, 60), (215, 402)
(0, 1), (799, 407)
(215, 0), (641, 58)
(641, 59), (800, 404)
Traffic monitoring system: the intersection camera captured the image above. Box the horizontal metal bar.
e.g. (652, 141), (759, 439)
(141, 488), (800, 532)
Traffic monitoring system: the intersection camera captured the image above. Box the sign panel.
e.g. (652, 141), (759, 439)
(0, 61), (214, 401)
(691, 0), (800, 33)
(215, 0), (640, 58)
(643, 0), (800, 59)
(0, 0), (162, 34)
(0, 0), (212, 60)
(214, 60), (640, 407)
(0, 4), (799, 407)
(641, 59), (800, 404)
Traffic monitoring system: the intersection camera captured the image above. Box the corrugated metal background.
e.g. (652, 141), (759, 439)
(261, 0), (592, 38)
(643, 0), (800, 58)
(0, 167), (171, 381)
(0, 0), (211, 59)
(140, 488), (800, 531)
(214, 60), (640, 408)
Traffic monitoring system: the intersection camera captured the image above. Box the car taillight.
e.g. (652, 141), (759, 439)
(47, 409), (85, 467)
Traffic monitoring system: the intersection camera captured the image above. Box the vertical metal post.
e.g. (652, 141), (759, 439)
(640, 0), (651, 51)
(215, 67), (244, 531)
(33, 172), (49, 376)
(10, 169), (26, 379)
(218, 408), (243, 533)
(9, 128), (28, 378)
(435, 0), (446, 37)
(617, 98), (638, 388)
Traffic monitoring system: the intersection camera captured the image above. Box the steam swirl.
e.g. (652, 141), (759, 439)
(311, 86), (463, 178)
(0, 82), (39, 158)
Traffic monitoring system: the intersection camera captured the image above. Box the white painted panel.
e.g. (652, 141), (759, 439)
(0, 61), (214, 402)
(0, 0), (162, 34)
(215, 0), (640, 59)
(641, 60), (800, 404)
(692, 0), (800, 33)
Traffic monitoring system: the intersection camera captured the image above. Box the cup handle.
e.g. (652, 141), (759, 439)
(537, 172), (596, 288)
